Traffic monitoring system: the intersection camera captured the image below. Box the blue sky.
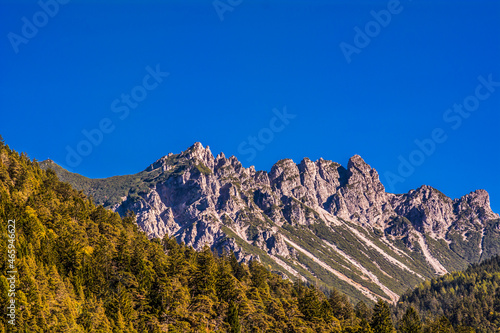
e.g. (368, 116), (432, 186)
(1, 0), (499, 212)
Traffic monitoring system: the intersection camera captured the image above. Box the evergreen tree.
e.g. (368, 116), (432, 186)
(191, 245), (216, 297)
(298, 286), (322, 322)
(424, 316), (454, 333)
(249, 259), (269, 291)
(359, 318), (375, 333)
(0, 276), (9, 323)
(399, 307), (422, 333)
(229, 251), (248, 281)
(227, 301), (241, 333)
(329, 287), (354, 321)
(216, 257), (240, 303)
(356, 301), (372, 322)
(371, 299), (394, 333)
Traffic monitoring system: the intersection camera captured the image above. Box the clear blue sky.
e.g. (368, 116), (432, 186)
(1, 0), (499, 212)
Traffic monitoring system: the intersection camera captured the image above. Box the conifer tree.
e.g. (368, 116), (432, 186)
(216, 257), (240, 304)
(192, 245), (217, 297)
(424, 316), (454, 333)
(356, 301), (372, 322)
(298, 286), (322, 322)
(229, 251), (248, 281)
(249, 259), (269, 291)
(329, 287), (354, 321)
(399, 307), (422, 333)
(371, 299), (394, 333)
(359, 318), (375, 333)
(228, 301), (241, 333)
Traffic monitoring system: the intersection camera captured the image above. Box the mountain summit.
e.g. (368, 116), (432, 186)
(41, 143), (500, 303)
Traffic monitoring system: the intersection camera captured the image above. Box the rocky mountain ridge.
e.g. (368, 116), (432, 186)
(41, 142), (500, 304)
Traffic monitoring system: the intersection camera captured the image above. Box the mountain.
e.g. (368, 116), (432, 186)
(40, 142), (500, 304)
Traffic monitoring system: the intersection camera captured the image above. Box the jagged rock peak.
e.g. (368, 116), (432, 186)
(346, 155), (382, 185)
(461, 189), (491, 205)
(187, 142), (212, 155)
(459, 189), (498, 219)
(145, 154), (173, 172)
(347, 154), (371, 172)
(185, 142), (214, 169)
(299, 157), (312, 164)
(348, 154), (365, 163)
(411, 185), (449, 198)
(270, 158), (298, 176)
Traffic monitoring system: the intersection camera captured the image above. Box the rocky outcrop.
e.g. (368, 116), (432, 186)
(327, 155), (395, 227)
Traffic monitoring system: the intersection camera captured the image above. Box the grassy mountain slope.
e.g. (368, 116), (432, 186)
(39, 154), (187, 208)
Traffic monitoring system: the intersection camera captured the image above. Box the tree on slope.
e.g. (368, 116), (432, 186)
(371, 299), (394, 333)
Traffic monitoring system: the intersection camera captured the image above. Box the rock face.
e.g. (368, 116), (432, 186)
(43, 143), (500, 304)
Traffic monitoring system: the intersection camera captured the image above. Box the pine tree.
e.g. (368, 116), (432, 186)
(78, 297), (113, 333)
(399, 307), (422, 333)
(359, 318), (375, 333)
(107, 282), (135, 325)
(249, 259), (268, 291)
(113, 310), (126, 333)
(298, 286), (322, 322)
(0, 276), (9, 321)
(356, 301), (372, 322)
(425, 316), (454, 333)
(115, 231), (131, 271)
(227, 301), (241, 333)
(216, 257), (240, 304)
(329, 287), (354, 321)
(192, 245), (217, 297)
(371, 299), (394, 333)
(163, 236), (190, 283)
(229, 251), (248, 281)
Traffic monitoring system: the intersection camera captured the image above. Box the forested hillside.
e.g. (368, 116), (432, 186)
(395, 255), (500, 333)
